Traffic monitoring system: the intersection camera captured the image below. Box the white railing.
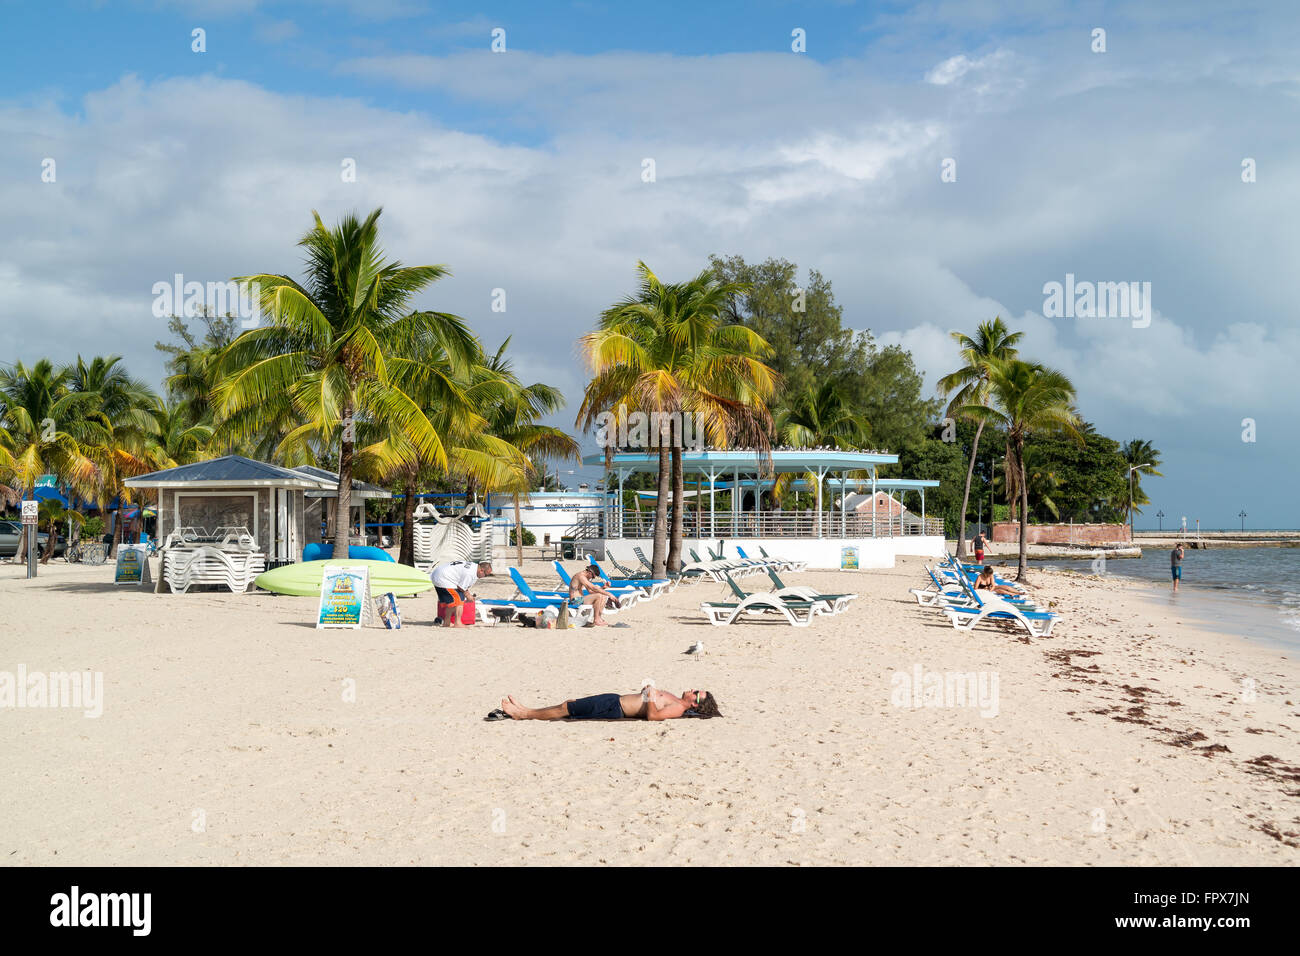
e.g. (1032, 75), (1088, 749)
(611, 510), (943, 539)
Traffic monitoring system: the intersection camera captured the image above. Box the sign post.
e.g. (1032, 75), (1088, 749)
(316, 565), (372, 629)
(114, 544), (152, 587)
(21, 499), (38, 579)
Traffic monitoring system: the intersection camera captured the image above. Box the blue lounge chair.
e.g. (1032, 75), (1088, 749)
(935, 569), (1058, 637)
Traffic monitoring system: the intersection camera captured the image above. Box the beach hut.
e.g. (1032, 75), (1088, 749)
(125, 455), (331, 564)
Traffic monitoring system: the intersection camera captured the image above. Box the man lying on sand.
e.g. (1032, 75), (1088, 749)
(974, 566), (1023, 597)
(492, 688), (721, 721)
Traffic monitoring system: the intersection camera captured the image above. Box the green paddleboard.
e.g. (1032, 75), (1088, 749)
(255, 559), (434, 597)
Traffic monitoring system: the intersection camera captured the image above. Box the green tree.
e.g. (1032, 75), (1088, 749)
(474, 339), (580, 567)
(773, 379), (869, 511)
(579, 262), (777, 575)
(66, 355), (160, 553)
(0, 360), (102, 563)
(1121, 439), (1163, 524)
(37, 498), (84, 563)
(896, 427), (971, 537)
(216, 208), (479, 557)
(961, 358), (1079, 581)
(709, 255), (862, 401)
(936, 317), (1023, 558)
(1029, 426), (1128, 523)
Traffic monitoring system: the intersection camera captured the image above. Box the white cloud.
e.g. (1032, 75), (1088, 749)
(4, 21), (1300, 521)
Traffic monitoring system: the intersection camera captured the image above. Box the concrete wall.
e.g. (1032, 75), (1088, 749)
(598, 535), (946, 570)
(992, 522), (1131, 545)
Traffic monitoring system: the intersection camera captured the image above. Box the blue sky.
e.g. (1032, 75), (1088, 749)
(2, 0), (1298, 527)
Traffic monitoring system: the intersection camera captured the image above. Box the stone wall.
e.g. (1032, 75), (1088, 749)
(992, 522), (1131, 545)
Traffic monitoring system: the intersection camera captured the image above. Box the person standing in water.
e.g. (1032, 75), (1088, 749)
(1171, 542), (1185, 592)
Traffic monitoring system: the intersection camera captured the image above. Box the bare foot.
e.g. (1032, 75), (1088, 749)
(591, 619), (609, 627)
(502, 696), (528, 719)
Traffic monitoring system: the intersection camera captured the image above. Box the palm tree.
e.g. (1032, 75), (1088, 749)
(1121, 439), (1163, 526)
(936, 318), (1022, 558)
(366, 333), (528, 563)
(37, 499), (84, 563)
(216, 208), (479, 557)
(67, 355), (160, 553)
(149, 399), (214, 468)
(993, 445), (1064, 522)
(475, 340), (580, 566)
(578, 263), (777, 575)
(960, 358), (1079, 581)
(0, 360), (102, 562)
(772, 379), (869, 516)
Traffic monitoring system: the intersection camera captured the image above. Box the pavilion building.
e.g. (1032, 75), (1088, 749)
(584, 449), (943, 569)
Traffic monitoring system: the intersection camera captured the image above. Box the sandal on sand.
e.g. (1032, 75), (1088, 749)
(484, 709), (510, 721)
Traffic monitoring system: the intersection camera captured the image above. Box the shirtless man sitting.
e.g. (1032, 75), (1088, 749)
(974, 565), (1022, 597)
(569, 563), (618, 627)
(498, 687), (722, 721)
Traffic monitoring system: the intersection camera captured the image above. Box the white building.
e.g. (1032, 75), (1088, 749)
(487, 490), (609, 549)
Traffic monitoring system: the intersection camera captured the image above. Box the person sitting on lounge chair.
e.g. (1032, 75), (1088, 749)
(569, 563), (618, 627)
(495, 688), (721, 721)
(431, 560), (493, 628)
(974, 565), (1022, 597)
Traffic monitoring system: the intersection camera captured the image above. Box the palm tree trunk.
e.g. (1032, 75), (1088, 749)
(41, 522), (58, 563)
(9, 525), (26, 565)
(957, 419), (985, 558)
(650, 419), (671, 576)
(514, 492), (525, 567)
(111, 505), (124, 558)
(399, 475), (416, 565)
(1016, 439), (1029, 582)
(667, 440), (684, 572)
(334, 408), (354, 558)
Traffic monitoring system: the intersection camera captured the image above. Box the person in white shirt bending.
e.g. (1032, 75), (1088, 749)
(430, 560), (493, 627)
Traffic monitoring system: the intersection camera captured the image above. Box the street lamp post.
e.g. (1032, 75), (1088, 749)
(1127, 463), (1150, 540)
(1156, 509), (1165, 532)
(1239, 509), (1247, 532)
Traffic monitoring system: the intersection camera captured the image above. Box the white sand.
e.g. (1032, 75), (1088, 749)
(1, 553), (1296, 865)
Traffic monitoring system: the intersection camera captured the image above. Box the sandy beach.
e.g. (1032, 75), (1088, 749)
(1, 554), (1297, 866)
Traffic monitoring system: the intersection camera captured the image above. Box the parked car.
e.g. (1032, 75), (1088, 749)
(0, 519), (67, 558)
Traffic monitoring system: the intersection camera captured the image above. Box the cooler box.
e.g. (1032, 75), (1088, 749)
(437, 600), (476, 625)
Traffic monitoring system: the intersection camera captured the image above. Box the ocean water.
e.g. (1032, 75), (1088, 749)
(1034, 545), (1300, 650)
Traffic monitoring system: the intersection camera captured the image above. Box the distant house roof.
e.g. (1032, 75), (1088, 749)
(125, 455), (331, 490)
(844, 491), (908, 515)
(295, 465), (390, 500)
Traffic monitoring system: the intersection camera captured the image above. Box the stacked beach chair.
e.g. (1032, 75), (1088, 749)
(161, 526), (266, 593)
(411, 501), (493, 574)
